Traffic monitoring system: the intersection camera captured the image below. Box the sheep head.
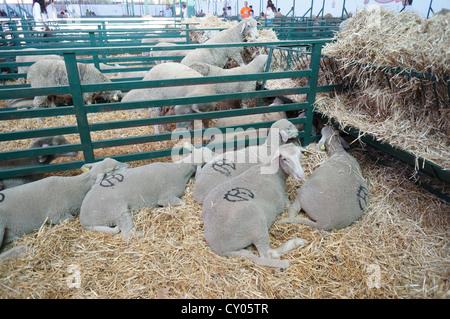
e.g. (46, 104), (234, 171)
(317, 126), (349, 154)
(240, 18), (259, 39)
(261, 143), (307, 181)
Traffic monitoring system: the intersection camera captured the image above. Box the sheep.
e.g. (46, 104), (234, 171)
(180, 18), (259, 68)
(27, 60), (123, 108)
(193, 119), (299, 204)
(189, 54), (268, 109)
(80, 145), (215, 238)
(141, 36), (186, 56)
(15, 48), (62, 83)
(208, 97), (289, 148)
(202, 143), (308, 268)
(0, 135), (78, 190)
(279, 125), (370, 230)
(0, 158), (129, 261)
(148, 42), (189, 64)
(121, 62), (217, 133)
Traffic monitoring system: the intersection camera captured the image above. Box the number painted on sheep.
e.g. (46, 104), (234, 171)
(223, 187), (255, 202)
(212, 159), (236, 177)
(100, 174), (125, 187)
(357, 185), (370, 211)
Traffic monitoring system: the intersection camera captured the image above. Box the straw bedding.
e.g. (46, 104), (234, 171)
(1, 14), (449, 299)
(0, 127), (448, 298)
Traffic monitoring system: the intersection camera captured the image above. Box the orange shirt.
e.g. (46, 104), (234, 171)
(240, 6), (251, 18)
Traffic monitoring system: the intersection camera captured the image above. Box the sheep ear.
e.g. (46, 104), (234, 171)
(340, 137), (350, 149)
(297, 147), (313, 157)
(241, 21), (248, 34)
(280, 130), (289, 142)
(81, 164), (92, 172)
(38, 155), (48, 163)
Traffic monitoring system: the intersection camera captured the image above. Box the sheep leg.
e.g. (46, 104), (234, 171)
(224, 249), (290, 269)
(286, 198), (302, 218)
(268, 238), (306, 258)
(241, 98), (250, 109)
(33, 95), (48, 108)
(117, 211), (141, 238)
(233, 213), (291, 268)
(157, 196), (185, 207)
(278, 216), (323, 229)
(0, 245), (27, 262)
(84, 225), (121, 235)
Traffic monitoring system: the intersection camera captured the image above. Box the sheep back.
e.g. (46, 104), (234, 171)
(122, 63), (216, 113)
(27, 60), (121, 107)
(202, 163), (288, 255)
(297, 152), (369, 230)
(80, 162), (196, 230)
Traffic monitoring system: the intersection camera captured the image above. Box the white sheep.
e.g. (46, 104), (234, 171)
(0, 135), (78, 190)
(27, 60), (123, 108)
(193, 119), (299, 204)
(80, 145), (215, 238)
(180, 18), (259, 68)
(208, 97), (289, 148)
(279, 126), (370, 230)
(202, 143), (308, 268)
(121, 62), (217, 133)
(189, 54), (268, 108)
(0, 158), (129, 261)
(148, 42), (189, 64)
(15, 48), (62, 83)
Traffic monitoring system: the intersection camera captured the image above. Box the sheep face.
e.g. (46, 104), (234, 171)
(277, 144), (306, 181)
(31, 135), (78, 164)
(261, 144), (306, 181)
(317, 126), (349, 152)
(91, 90), (123, 104)
(240, 18), (259, 39)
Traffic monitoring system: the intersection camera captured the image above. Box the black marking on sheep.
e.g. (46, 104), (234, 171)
(212, 159), (236, 177)
(0, 193), (4, 202)
(100, 174), (125, 188)
(223, 187), (255, 202)
(357, 185), (369, 210)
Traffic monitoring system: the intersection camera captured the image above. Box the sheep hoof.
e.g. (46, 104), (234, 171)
(0, 245), (28, 261)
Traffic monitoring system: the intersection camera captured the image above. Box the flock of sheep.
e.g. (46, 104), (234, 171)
(0, 18), (370, 268)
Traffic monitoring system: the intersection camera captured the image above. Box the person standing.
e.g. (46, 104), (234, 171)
(46, 0), (58, 24)
(240, 1), (251, 19)
(182, 4), (187, 19)
(265, 5), (274, 26)
(32, 0), (48, 31)
(163, 4), (173, 17)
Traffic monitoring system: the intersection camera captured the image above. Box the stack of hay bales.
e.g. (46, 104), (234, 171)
(316, 7), (449, 170)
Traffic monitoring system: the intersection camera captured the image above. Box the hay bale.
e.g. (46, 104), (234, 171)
(323, 8), (450, 80)
(314, 94), (449, 170)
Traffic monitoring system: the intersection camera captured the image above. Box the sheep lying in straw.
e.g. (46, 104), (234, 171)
(0, 135), (77, 190)
(202, 143), (308, 269)
(280, 126), (370, 230)
(27, 60), (123, 108)
(181, 18), (259, 68)
(189, 54), (268, 108)
(121, 62), (217, 132)
(0, 158), (129, 261)
(80, 145), (215, 238)
(193, 119), (299, 204)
